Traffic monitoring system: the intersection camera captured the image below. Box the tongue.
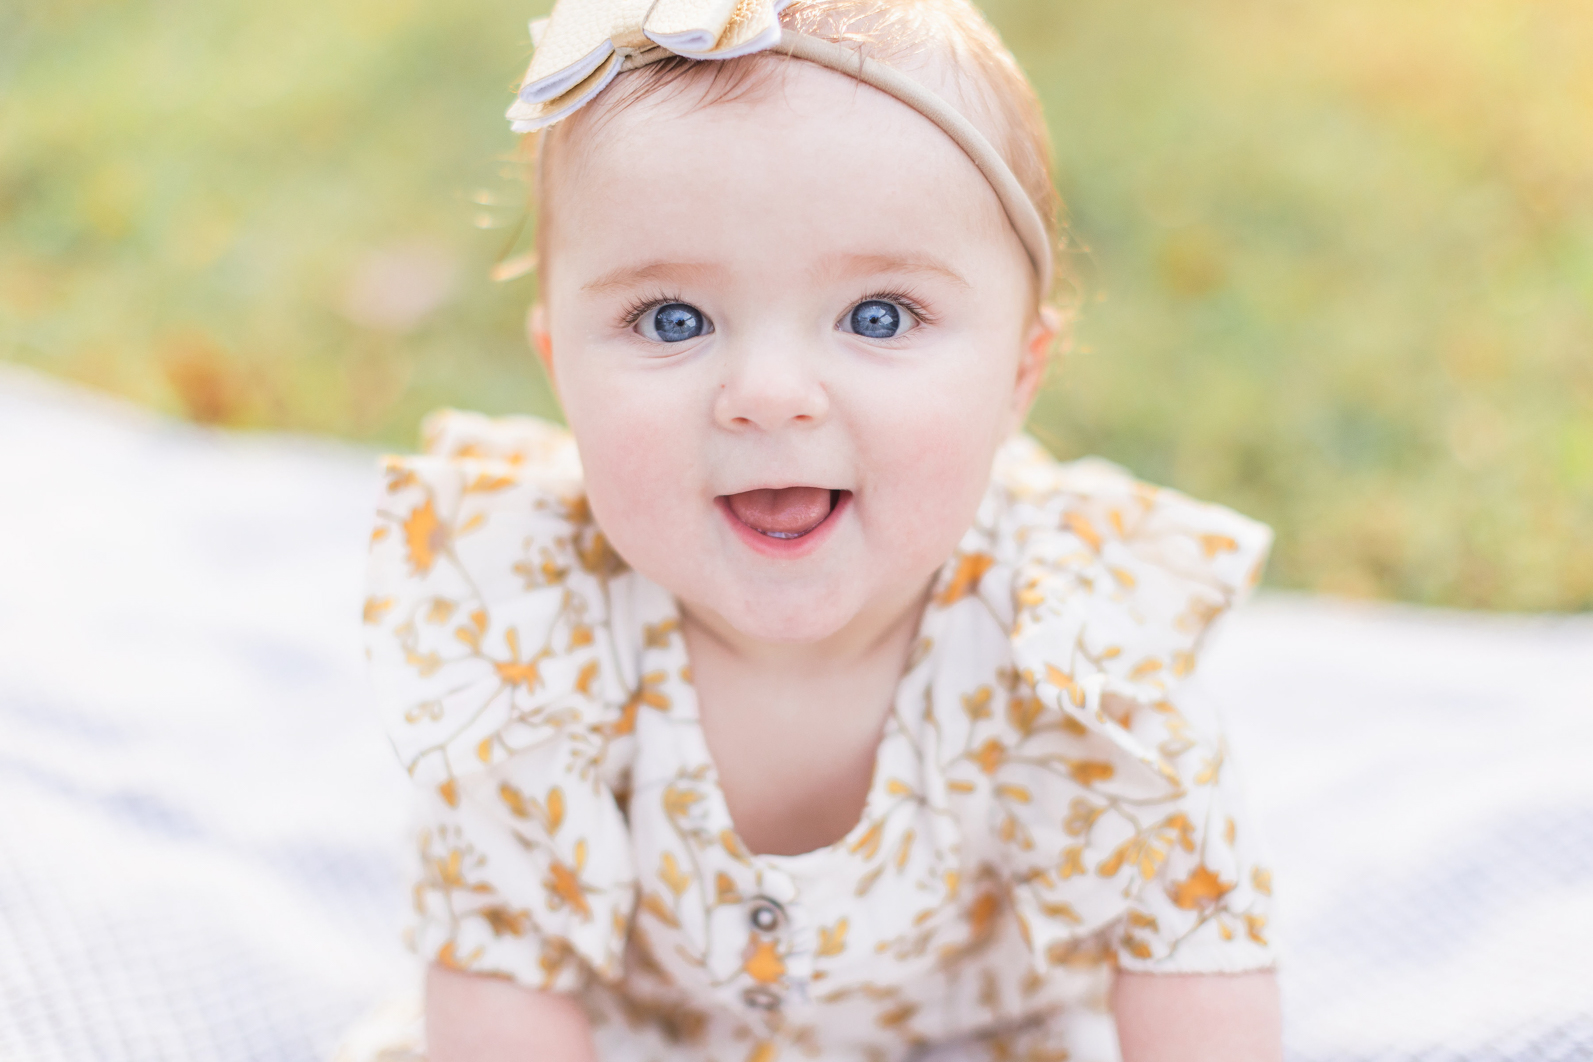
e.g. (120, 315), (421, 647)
(727, 487), (833, 537)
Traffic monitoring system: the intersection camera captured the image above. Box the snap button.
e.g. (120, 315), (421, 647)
(742, 986), (782, 1010)
(747, 897), (784, 933)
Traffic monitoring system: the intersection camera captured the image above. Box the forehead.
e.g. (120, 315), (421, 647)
(542, 59), (1019, 286)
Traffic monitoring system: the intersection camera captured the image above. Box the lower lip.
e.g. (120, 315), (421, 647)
(716, 491), (851, 559)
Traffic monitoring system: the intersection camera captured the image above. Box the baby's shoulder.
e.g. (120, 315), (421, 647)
(362, 411), (654, 795)
(366, 410), (610, 609)
(941, 437), (1273, 791)
(980, 436), (1272, 639)
(987, 435), (1272, 590)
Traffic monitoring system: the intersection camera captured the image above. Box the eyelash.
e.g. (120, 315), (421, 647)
(856, 288), (937, 327)
(619, 291), (686, 329)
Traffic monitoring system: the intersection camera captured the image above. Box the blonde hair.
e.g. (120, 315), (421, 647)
(524, 0), (1066, 304)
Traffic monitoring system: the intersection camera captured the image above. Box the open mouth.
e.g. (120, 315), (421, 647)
(722, 486), (847, 540)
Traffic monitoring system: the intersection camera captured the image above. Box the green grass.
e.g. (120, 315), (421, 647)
(3, 0), (1591, 610)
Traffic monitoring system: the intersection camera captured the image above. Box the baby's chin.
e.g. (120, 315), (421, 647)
(683, 579), (887, 647)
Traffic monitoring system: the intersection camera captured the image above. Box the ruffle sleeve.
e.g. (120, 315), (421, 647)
(362, 411), (639, 991)
(985, 439), (1278, 974)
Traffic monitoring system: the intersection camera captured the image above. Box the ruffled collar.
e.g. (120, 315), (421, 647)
(370, 411), (1271, 804)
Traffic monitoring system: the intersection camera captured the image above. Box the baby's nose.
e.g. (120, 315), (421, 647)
(712, 344), (829, 432)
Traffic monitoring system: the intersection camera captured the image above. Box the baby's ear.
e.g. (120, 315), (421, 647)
(1013, 303), (1062, 422)
(527, 303), (555, 382)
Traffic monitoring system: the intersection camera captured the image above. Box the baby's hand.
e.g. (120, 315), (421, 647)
(426, 964), (597, 1062)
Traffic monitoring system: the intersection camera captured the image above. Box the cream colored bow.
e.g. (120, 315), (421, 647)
(508, 0), (794, 132)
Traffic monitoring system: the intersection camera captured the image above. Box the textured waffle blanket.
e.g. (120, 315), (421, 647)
(1, 365), (1589, 1062)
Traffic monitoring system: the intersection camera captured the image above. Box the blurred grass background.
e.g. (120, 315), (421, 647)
(2, 0), (1590, 610)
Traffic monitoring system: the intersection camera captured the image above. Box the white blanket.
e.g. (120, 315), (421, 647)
(1, 366), (1589, 1061)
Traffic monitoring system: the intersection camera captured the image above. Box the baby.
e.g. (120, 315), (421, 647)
(357, 1), (1282, 1059)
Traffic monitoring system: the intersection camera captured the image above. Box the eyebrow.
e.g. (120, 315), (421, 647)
(580, 261), (723, 295)
(818, 253), (971, 290)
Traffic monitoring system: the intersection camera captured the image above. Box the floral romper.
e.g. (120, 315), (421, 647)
(353, 410), (1278, 1062)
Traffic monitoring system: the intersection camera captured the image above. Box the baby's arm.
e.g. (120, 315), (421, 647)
(426, 964), (598, 1062)
(1113, 970), (1282, 1062)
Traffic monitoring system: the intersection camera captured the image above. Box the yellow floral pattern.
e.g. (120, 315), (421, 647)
(364, 409), (1277, 1062)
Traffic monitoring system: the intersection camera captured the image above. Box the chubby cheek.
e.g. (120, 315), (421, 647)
(855, 360), (1016, 576)
(558, 372), (705, 578)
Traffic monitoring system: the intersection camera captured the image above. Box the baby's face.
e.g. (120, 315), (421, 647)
(537, 60), (1050, 646)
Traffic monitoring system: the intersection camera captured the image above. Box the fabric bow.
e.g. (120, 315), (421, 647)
(508, 0), (794, 132)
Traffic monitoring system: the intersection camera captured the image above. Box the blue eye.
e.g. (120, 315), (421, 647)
(848, 299), (904, 339)
(644, 302), (707, 343)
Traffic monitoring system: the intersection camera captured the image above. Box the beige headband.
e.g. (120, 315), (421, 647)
(508, 3), (1053, 293)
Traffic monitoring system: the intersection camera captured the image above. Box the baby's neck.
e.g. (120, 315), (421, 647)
(679, 581), (931, 857)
